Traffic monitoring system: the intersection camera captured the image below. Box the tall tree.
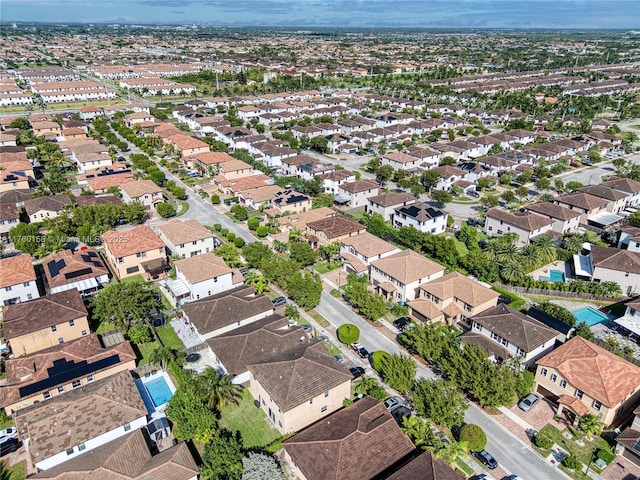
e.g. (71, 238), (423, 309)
(197, 367), (243, 413)
(200, 429), (245, 480)
(90, 280), (158, 331)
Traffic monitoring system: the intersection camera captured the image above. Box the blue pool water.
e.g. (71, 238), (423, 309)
(549, 270), (565, 283)
(573, 307), (608, 327)
(145, 377), (174, 408)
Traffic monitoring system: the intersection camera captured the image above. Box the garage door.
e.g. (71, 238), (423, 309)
(536, 385), (559, 402)
(622, 447), (640, 467)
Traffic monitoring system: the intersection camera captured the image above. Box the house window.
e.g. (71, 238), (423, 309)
(117, 257), (124, 264)
(540, 368), (547, 376)
(78, 443), (86, 451)
(66, 447), (74, 456)
(126, 266), (139, 274)
(309, 399), (313, 405)
(560, 380), (567, 388)
(87, 375), (94, 382)
(69, 320), (75, 327)
(23, 282), (29, 287)
(575, 389), (584, 399)
(517, 347), (526, 356)
(593, 400), (602, 411)
(43, 391), (51, 399)
(124, 423), (131, 431)
(58, 338), (64, 344)
(27, 294), (32, 300)
(58, 386), (65, 393)
(321, 406), (328, 412)
(136, 251), (147, 258)
(550, 374), (557, 383)
(51, 325), (57, 332)
(82, 330), (87, 336)
(72, 380), (82, 389)
(324, 391), (329, 398)
(278, 421), (283, 428)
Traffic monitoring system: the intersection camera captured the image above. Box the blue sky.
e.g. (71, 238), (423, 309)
(2, 0), (639, 28)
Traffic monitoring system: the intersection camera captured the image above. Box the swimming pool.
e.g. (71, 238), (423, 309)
(145, 377), (174, 408)
(549, 270), (565, 283)
(573, 307), (608, 327)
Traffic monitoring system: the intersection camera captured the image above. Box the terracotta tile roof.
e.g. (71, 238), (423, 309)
(407, 297), (444, 321)
(340, 232), (398, 259)
(249, 341), (351, 412)
(537, 336), (640, 407)
(367, 191), (416, 208)
(306, 216), (365, 240)
(102, 225), (165, 258)
(167, 133), (209, 151)
(182, 285), (273, 336)
(32, 429), (199, 480)
(419, 272), (500, 308)
(2, 289), (87, 340)
(174, 252), (232, 284)
(0, 201), (19, 222)
(371, 249), (445, 285)
(591, 245), (640, 275)
(339, 179), (379, 194)
(283, 396), (415, 480)
(15, 371), (147, 463)
(241, 184), (284, 203)
(74, 194), (122, 207)
(558, 394), (591, 416)
(41, 248), (108, 290)
(86, 172), (135, 191)
(381, 151), (419, 164)
(470, 304), (558, 352)
(486, 208), (554, 232)
(0, 254), (36, 289)
(385, 450), (461, 480)
(460, 331), (512, 360)
(526, 202), (582, 221)
(23, 194), (72, 216)
(278, 207), (335, 231)
(340, 252), (368, 274)
(207, 315), (308, 375)
(0, 334), (135, 409)
(120, 180), (162, 198)
(157, 219), (213, 246)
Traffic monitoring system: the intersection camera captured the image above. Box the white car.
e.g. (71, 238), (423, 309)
(0, 427), (17, 442)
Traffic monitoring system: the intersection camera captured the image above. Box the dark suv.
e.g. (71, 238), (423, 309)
(474, 450), (498, 469)
(0, 438), (20, 457)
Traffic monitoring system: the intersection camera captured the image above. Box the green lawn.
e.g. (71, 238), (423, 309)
(307, 309), (330, 328)
(219, 390), (281, 449)
(175, 200), (190, 217)
(7, 463), (24, 480)
(314, 261), (341, 274)
(95, 321), (117, 334)
(452, 238), (469, 257)
(0, 411), (14, 430)
(156, 325), (184, 350)
(325, 342), (341, 357)
(135, 341), (160, 366)
(119, 274), (144, 284)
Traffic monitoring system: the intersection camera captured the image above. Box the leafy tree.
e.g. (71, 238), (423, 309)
(149, 345), (181, 370)
(200, 428), (244, 480)
(123, 201), (147, 223)
(308, 136), (329, 153)
(515, 370), (536, 399)
(420, 170), (441, 191)
(197, 367), (243, 412)
(515, 186), (529, 199)
(247, 218), (260, 230)
(284, 304), (300, 322)
(90, 280), (158, 331)
(565, 181), (584, 192)
(211, 194), (221, 204)
(166, 373), (218, 443)
(363, 213), (389, 237)
(376, 164), (394, 185)
(288, 241), (317, 266)
(411, 379), (467, 428)
(575, 321), (595, 340)
(430, 190), (452, 207)
(353, 376), (387, 400)
(9, 117), (30, 129)
(156, 202), (177, 218)
(578, 413), (604, 439)
(242, 453), (284, 480)
(127, 324), (151, 344)
(244, 271), (269, 294)
(378, 353), (417, 393)
(9, 223), (41, 255)
(42, 167), (68, 194)
(459, 424), (487, 452)
(337, 324), (360, 344)
(256, 226), (269, 237)
(434, 440), (468, 465)
(535, 177), (551, 191)
(312, 193), (335, 209)
(480, 194), (499, 209)
(285, 270), (322, 309)
(216, 242), (242, 267)
(242, 242), (275, 269)
(440, 156), (457, 166)
(457, 224), (479, 251)
(230, 204), (248, 222)
(501, 190), (515, 204)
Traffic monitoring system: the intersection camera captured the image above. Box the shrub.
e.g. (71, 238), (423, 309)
(234, 237), (245, 248)
(213, 223), (222, 231)
(459, 424), (487, 452)
(226, 232), (236, 241)
(596, 447), (615, 464)
(211, 194), (221, 204)
(220, 229), (229, 236)
(156, 202), (177, 218)
(561, 454), (582, 470)
(371, 350), (390, 372)
(515, 370), (536, 399)
(247, 218), (260, 230)
(337, 324), (360, 344)
(534, 433), (554, 450)
(256, 226), (269, 237)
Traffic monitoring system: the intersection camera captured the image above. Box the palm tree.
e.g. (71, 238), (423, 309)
(353, 376), (379, 397)
(284, 304), (300, 322)
(288, 228), (304, 243)
(197, 367), (243, 412)
(148, 346), (179, 370)
(244, 271), (269, 294)
(519, 244), (541, 271)
(563, 235), (585, 254)
(578, 413), (604, 440)
(434, 440), (469, 465)
(0, 462), (11, 480)
(500, 260), (525, 284)
(401, 416), (434, 448)
(532, 235), (557, 264)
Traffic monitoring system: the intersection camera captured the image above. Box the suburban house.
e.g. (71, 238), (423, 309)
(380, 151), (423, 170)
(408, 272), (500, 325)
(0, 254), (40, 306)
(157, 219), (215, 259)
(484, 208), (554, 247)
(336, 179), (380, 208)
(248, 340), (352, 434)
(392, 202), (448, 234)
(370, 249), (446, 302)
(577, 185), (628, 215)
(340, 232), (401, 275)
(535, 336), (640, 426)
(282, 396), (416, 480)
(385, 451), (461, 480)
(601, 175), (640, 207)
(272, 189), (312, 214)
(168, 252), (244, 304)
(278, 207), (335, 234)
(166, 133), (209, 158)
(306, 216), (366, 246)
(525, 202), (582, 234)
(101, 225), (167, 280)
(616, 407), (640, 467)
(0, 200), (20, 241)
(462, 304), (559, 365)
(618, 226), (640, 252)
(24, 195), (72, 223)
(555, 192), (609, 224)
(614, 298), (640, 339)
(15, 370), (148, 471)
(41, 248), (109, 295)
(207, 315), (308, 384)
(579, 245), (640, 296)
(238, 184), (285, 210)
(31, 429), (199, 480)
(365, 191), (416, 222)
(120, 180), (163, 210)
(181, 285), (274, 340)
(2, 289), (89, 357)
(318, 170), (356, 195)
(0, 333), (136, 415)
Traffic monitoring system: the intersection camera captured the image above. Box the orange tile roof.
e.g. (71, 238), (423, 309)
(0, 254), (36, 289)
(102, 225), (164, 258)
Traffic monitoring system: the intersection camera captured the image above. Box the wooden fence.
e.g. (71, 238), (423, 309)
(495, 283), (628, 303)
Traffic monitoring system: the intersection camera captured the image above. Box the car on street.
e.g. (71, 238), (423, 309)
(384, 396), (408, 412)
(393, 317), (411, 331)
(469, 190), (480, 198)
(0, 438), (20, 457)
(317, 335), (329, 343)
(0, 427), (16, 443)
(333, 355), (344, 364)
(349, 366), (365, 378)
(474, 450), (498, 469)
(301, 325), (313, 335)
(518, 393), (540, 412)
(272, 296), (287, 307)
(350, 342), (369, 358)
(505, 475), (525, 480)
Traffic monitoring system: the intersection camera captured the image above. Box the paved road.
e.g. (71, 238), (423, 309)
(316, 290), (566, 480)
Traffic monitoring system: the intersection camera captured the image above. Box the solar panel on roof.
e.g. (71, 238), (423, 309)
(632, 439), (640, 454)
(64, 267), (93, 280)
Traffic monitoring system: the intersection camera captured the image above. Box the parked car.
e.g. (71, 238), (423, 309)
(0, 427), (16, 443)
(272, 296), (287, 307)
(350, 342), (369, 358)
(333, 355), (344, 364)
(317, 335), (329, 343)
(474, 450), (498, 469)
(468, 190), (480, 198)
(349, 366), (365, 378)
(518, 393), (540, 412)
(0, 438), (20, 457)
(505, 475), (525, 480)
(393, 317), (411, 330)
(384, 396), (408, 412)
(301, 325), (313, 335)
